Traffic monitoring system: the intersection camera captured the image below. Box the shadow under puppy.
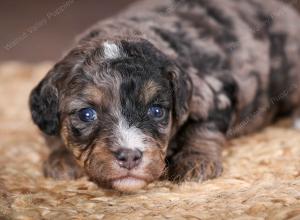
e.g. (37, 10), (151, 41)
(29, 0), (300, 192)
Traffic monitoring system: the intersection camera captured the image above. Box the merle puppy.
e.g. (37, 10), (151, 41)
(29, 0), (300, 192)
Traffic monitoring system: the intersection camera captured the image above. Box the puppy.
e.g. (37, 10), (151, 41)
(29, 0), (300, 192)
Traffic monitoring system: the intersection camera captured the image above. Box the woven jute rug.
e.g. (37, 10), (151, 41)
(0, 62), (299, 220)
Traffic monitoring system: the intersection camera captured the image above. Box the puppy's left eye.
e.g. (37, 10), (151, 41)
(78, 108), (97, 122)
(147, 105), (166, 120)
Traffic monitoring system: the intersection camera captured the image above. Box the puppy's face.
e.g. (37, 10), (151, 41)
(30, 39), (191, 191)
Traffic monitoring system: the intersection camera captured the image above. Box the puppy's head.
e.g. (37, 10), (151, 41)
(30, 38), (192, 192)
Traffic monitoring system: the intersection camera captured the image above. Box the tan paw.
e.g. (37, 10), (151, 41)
(168, 153), (223, 182)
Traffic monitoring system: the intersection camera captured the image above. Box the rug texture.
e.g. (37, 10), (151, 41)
(0, 62), (299, 220)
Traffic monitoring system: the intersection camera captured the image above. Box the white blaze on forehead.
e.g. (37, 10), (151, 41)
(103, 41), (121, 59)
(115, 117), (147, 151)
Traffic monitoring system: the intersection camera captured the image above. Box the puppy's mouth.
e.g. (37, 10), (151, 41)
(110, 174), (149, 192)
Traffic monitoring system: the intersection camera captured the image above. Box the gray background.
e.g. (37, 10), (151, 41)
(0, 0), (137, 62)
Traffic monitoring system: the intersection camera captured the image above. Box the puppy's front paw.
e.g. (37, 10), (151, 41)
(168, 152), (223, 182)
(43, 149), (84, 180)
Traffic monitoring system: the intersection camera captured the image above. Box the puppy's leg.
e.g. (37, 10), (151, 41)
(168, 122), (224, 182)
(43, 136), (84, 180)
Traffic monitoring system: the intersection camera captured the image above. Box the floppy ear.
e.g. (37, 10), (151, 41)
(29, 72), (60, 136)
(167, 64), (193, 126)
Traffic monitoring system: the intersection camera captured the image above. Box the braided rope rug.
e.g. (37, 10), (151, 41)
(0, 62), (299, 220)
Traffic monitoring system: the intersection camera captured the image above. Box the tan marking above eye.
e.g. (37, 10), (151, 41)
(83, 86), (105, 104)
(63, 86), (106, 112)
(139, 80), (161, 104)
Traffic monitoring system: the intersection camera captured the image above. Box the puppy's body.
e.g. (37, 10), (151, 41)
(30, 0), (300, 191)
(114, 0), (300, 134)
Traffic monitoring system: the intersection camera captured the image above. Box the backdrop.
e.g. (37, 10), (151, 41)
(0, 0), (138, 62)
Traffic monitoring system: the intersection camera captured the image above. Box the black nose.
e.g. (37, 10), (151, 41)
(114, 148), (143, 170)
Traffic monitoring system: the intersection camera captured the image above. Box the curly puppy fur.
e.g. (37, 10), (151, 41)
(29, 0), (300, 192)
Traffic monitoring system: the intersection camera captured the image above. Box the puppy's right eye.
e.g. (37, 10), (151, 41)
(78, 108), (97, 122)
